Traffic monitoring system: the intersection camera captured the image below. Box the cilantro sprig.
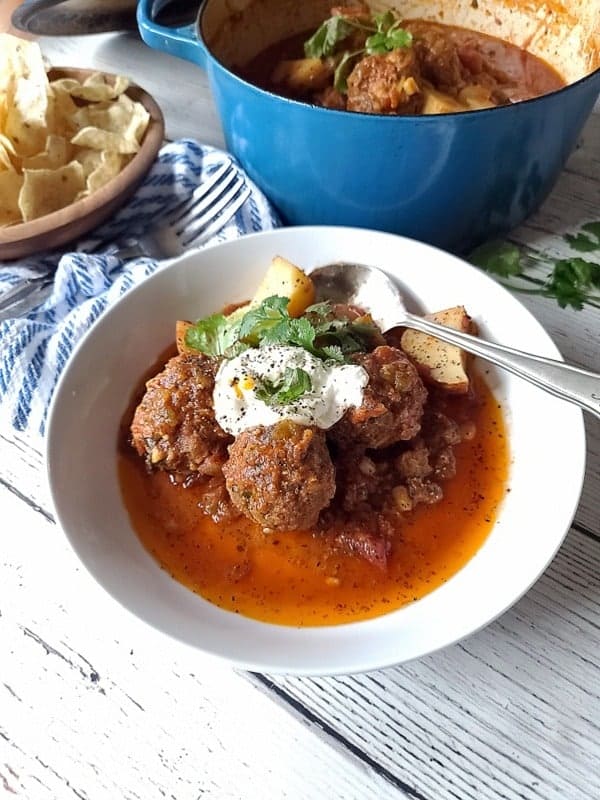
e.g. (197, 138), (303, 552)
(469, 221), (600, 310)
(254, 367), (312, 406)
(304, 10), (413, 93)
(183, 312), (242, 356)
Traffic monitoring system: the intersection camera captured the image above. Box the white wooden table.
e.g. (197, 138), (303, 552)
(1, 30), (599, 800)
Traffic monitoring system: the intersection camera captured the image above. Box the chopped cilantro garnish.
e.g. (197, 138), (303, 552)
(237, 295), (290, 344)
(254, 367), (313, 406)
(304, 15), (355, 58)
(304, 9), (412, 93)
(184, 296), (382, 361)
(365, 12), (413, 54)
(184, 313), (241, 356)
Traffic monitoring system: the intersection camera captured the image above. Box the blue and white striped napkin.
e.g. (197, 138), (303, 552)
(0, 139), (280, 439)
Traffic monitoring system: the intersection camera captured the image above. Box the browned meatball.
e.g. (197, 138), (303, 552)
(329, 345), (427, 449)
(223, 421), (336, 531)
(408, 22), (466, 94)
(130, 354), (232, 476)
(346, 48), (424, 114)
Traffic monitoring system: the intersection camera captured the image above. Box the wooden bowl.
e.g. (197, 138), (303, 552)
(0, 68), (165, 262)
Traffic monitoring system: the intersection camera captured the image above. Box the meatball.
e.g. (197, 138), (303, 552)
(409, 23), (466, 94)
(329, 345), (427, 449)
(130, 353), (232, 476)
(346, 48), (424, 115)
(223, 421), (336, 531)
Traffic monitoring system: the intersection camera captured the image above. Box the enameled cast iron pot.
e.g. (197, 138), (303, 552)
(138, 0), (600, 253)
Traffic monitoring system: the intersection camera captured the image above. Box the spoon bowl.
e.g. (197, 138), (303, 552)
(309, 261), (600, 420)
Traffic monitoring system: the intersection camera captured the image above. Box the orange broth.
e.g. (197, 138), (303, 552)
(118, 367), (509, 626)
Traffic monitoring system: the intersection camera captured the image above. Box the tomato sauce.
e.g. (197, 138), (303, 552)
(118, 366), (509, 627)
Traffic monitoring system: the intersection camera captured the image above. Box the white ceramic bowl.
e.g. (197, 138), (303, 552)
(46, 226), (586, 675)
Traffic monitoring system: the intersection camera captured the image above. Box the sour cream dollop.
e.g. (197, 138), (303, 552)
(213, 345), (369, 436)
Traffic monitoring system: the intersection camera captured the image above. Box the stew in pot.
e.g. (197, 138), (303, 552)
(240, 2), (565, 114)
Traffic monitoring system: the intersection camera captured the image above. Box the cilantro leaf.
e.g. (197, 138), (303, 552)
(305, 301), (383, 357)
(304, 16), (355, 58)
(333, 50), (358, 93)
(260, 316), (317, 351)
(304, 301), (332, 316)
(543, 257), (600, 309)
(366, 12), (412, 54)
(469, 240), (522, 277)
(254, 367), (312, 406)
(318, 344), (345, 363)
(238, 296), (289, 344)
(185, 313), (240, 356)
(564, 222), (600, 252)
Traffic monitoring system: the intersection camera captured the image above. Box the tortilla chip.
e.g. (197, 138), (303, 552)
(71, 94), (148, 144)
(0, 170), (24, 226)
(50, 72), (129, 103)
(72, 147), (103, 178)
(85, 151), (123, 194)
(19, 161), (85, 221)
(5, 75), (49, 157)
(70, 126), (140, 154)
(21, 135), (70, 170)
(0, 35), (47, 94)
(0, 134), (17, 170)
(46, 84), (79, 139)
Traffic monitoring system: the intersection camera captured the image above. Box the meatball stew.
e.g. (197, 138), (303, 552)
(120, 257), (509, 626)
(240, 3), (565, 115)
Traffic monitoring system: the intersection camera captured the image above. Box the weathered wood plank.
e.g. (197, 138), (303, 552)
(264, 528), (600, 800)
(0, 486), (400, 800)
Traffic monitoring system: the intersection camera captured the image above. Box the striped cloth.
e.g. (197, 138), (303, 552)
(0, 139), (280, 439)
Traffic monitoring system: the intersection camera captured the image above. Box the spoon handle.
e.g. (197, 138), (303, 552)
(402, 313), (600, 420)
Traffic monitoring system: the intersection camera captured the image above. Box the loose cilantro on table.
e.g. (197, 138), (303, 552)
(564, 222), (600, 253)
(304, 10), (413, 93)
(254, 367), (313, 406)
(469, 221), (600, 310)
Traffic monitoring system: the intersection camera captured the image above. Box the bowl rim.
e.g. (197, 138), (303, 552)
(44, 225), (588, 675)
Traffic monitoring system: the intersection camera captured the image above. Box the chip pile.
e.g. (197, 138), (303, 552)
(0, 34), (151, 227)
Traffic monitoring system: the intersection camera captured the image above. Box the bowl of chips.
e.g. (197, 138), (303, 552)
(0, 35), (164, 261)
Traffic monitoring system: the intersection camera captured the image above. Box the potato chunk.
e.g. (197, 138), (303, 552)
(400, 305), (476, 393)
(271, 59), (333, 93)
(251, 255), (316, 317)
(421, 86), (468, 114)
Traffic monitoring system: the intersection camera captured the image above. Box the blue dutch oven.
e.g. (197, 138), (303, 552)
(137, 0), (600, 253)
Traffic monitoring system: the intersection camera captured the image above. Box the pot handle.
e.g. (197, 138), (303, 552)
(136, 0), (208, 70)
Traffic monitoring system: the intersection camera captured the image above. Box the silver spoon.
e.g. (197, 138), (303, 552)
(309, 261), (600, 420)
